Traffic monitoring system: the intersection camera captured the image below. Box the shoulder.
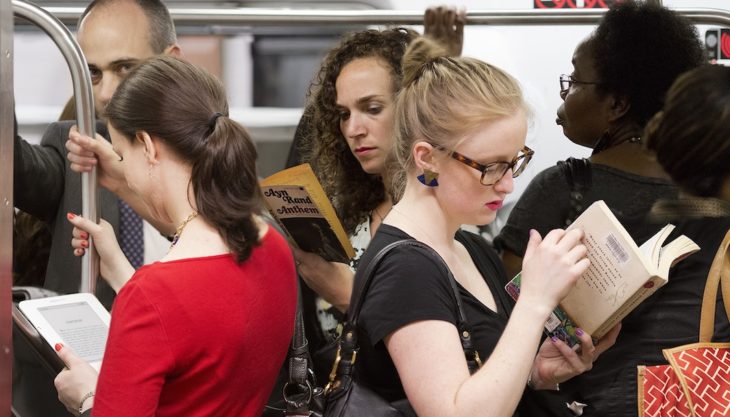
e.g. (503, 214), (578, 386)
(357, 236), (459, 344)
(40, 120), (109, 146)
(111, 272), (160, 320)
(356, 228), (451, 298)
(369, 238), (447, 281)
(515, 164), (571, 204)
(261, 224), (292, 252)
(590, 163), (674, 186)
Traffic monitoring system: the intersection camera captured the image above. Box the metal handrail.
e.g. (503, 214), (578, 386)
(24, 6), (730, 27)
(13, 0), (98, 295)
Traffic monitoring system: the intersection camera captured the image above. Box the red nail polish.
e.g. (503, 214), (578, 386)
(81, 241), (88, 248)
(81, 232), (89, 239)
(55, 343), (63, 352)
(67, 212), (76, 219)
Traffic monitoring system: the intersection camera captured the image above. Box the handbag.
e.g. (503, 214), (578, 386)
(323, 239), (482, 417)
(637, 229), (730, 417)
(264, 283), (325, 417)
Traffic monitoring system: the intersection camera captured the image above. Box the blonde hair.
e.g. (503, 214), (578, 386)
(390, 37), (527, 197)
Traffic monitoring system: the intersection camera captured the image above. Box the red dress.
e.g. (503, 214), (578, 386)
(92, 228), (296, 416)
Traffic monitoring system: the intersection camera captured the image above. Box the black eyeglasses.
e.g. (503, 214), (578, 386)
(438, 146), (534, 186)
(559, 74), (602, 95)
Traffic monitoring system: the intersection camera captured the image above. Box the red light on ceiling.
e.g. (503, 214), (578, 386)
(721, 31), (730, 59)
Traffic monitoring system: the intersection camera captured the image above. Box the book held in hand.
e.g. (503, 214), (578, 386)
(505, 200), (699, 347)
(261, 163), (355, 263)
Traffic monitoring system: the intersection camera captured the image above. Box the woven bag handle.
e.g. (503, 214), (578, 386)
(699, 229), (730, 342)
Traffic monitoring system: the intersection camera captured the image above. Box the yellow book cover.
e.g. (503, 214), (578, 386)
(261, 163), (355, 263)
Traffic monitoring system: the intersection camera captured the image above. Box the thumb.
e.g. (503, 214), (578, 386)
(523, 229), (543, 261)
(55, 343), (83, 368)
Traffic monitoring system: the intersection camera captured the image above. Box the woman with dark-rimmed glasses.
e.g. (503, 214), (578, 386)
(497, 1), (706, 281)
(347, 36), (619, 417)
(497, 2), (730, 416)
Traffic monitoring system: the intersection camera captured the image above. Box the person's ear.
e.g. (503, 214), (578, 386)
(412, 141), (439, 172)
(608, 94), (631, 122)
(163, 44), (181, 57)
(136, 131), (160, 164)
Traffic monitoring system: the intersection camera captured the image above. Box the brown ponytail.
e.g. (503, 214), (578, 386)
(105, 56), (263, 262)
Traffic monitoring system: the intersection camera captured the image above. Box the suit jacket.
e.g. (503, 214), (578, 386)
(14, 120), (117, 308)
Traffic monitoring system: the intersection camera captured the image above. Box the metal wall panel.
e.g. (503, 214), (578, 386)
(0, 0), (12, 414)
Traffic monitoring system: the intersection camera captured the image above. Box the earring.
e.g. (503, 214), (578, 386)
(417, 169), (439, 187)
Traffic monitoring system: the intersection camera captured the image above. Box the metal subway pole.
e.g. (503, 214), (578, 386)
(12, 0), (98, 294)
(32, 6), (730, 28)
(0, 0), (13, 414)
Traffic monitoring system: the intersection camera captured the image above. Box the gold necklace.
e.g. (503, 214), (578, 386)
(170, 211), (198, 248)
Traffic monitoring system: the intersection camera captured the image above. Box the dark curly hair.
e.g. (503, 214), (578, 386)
(645, 65), (730, 198)
(300, 28), (418, 235)
(591, 1), (705, 130)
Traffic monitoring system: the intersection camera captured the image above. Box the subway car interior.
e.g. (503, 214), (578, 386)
(2, 0), (730, 416)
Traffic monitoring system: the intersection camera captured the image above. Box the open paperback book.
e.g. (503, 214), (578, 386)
(505, 200), (699, 347)
(261, 163), (355, 263)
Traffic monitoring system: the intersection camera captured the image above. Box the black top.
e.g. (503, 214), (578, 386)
(356, 224), (513, 402)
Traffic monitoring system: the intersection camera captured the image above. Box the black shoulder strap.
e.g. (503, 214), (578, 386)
(557, 157), (592, 226)
(349, 239), (481, 372)
(281, 281), (323, 415)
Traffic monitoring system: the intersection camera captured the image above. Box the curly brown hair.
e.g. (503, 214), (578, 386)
(300, 28), (418, 235)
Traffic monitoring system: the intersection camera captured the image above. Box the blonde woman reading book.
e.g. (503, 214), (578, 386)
(348, 37), (619, 417)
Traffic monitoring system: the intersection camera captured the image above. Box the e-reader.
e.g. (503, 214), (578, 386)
(18, 293), (110, 371)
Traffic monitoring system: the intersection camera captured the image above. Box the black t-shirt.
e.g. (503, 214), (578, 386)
(355, 224), (513, 402)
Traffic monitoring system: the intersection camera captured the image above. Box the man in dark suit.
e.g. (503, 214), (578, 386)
(14, 0), (180, 308)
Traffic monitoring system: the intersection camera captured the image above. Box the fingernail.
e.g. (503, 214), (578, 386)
(550, 336), (559, 343)
(55, 343), (63, 352)
(67, 212), (76, 220)
(529, 229), (536, 237)
(81, 232), (89, 239)
(81, 241), (88, 248)
(575, 328), (584, 337)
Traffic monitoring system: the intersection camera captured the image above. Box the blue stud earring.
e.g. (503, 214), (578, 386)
(417, 169), (439, 187)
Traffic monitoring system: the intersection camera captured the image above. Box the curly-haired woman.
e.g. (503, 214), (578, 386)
(292, 8), (465, 377)
(345, 35), (618, 417)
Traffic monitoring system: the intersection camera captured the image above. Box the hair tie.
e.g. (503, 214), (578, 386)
(207, 112), (223, 133)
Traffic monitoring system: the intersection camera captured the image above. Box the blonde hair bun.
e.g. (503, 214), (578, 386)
(401, 36), (449, 87)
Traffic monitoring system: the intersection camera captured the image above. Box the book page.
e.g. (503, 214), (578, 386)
(638, 225), (675, 269)
(561, 201), (654, 334)
(657, 236), (700, 278)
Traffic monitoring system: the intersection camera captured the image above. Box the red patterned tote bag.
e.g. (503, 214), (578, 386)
(638, 230), (730, 417)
